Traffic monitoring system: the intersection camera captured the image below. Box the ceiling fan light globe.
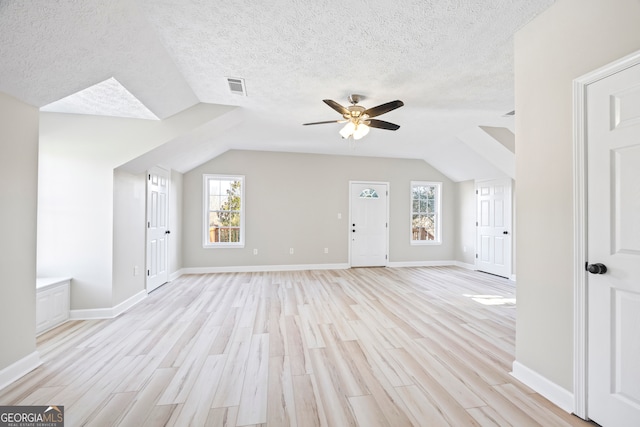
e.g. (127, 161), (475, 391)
(353, 123), (370, 140)
(339, 121), (356, 138)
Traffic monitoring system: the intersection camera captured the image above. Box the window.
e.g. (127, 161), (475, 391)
(359, 188), (379, 198)
(203, 174), (244, 247)
(411, 181), (441, 244)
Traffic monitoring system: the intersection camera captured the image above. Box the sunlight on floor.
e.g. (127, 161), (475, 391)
(463, 294), (516, 306)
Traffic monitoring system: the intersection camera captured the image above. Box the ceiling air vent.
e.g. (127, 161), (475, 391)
(226, 77), (247, 96)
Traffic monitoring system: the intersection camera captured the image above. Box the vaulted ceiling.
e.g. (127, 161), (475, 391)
(0, 0), (555, 180)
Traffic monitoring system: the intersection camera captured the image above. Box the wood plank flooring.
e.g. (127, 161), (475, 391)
(0, 267), (593, 426)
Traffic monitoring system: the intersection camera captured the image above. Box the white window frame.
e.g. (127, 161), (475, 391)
(203, 174), (245, 248)
(410, 181), (442, 245)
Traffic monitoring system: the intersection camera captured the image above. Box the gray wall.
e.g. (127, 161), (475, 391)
(112, 170), (146, 305)
(170, 170), (183, 276)
(37, 110), (214, 310)
(0, 92), (39, 370)
(183, 150), (457, 268)
(454, 180), (477, 266)
(514, 0), (640, 391)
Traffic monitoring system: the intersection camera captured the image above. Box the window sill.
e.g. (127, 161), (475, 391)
(203, 243), (245, 249)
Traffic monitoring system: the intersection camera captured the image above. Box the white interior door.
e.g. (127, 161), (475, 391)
(476, 178), (512, 278)
(350, 182), (388, 267)
(586, 62), (640, 426)
(146, 167), (170, 292)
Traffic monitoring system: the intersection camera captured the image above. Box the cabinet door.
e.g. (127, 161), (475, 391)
(50, 286), (69, 324)
(36, 290), (52, 333)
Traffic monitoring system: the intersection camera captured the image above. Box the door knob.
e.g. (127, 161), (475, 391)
(586, 263), (607, 274)
(503, 231), (509, 235)
(165, 230), (171, 234)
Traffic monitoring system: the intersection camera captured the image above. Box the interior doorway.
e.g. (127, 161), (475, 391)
(573, 50), (640, 425)
(146, 166), (170, 292)
(475, 178), (513, 278)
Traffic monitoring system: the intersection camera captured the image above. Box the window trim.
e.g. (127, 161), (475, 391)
(203, 174), (245, 248)
(410, 181), (442, 245)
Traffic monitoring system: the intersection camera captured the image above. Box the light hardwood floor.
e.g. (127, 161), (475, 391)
(1, 267), (594, 426)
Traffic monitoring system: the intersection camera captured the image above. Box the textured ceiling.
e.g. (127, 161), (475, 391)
(0, 0), (555, 180)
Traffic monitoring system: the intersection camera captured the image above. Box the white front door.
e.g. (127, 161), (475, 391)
(476, 178), (512, 278)
(146, 167), (170, 292)
(586, 62), (640, 426)
(350, 182), (388, 267)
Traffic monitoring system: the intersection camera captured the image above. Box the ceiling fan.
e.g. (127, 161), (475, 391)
(303, 94), (404, 140)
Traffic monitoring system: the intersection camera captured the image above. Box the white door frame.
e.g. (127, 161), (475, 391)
(348, 181), (390, 267)
(572, 49), (640, 419)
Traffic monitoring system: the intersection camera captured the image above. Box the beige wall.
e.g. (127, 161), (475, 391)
(37, 108), (221, 310)
(183, 150), (457, 268)
(454, 180), (477, 266)
(515, 0), (640, 391)
(169, 170), (184, 276)
(0, 92), (39, 369)
(112, 170), (146, 306)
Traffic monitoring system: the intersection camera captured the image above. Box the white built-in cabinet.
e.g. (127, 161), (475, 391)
(36, 278), (70, 335)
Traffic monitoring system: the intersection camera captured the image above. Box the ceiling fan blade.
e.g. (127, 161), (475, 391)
(368, 119), (400, 130)
(302, 120), (342, 126)
(363, 100), (404, 118)
(323, 99), (349, 116)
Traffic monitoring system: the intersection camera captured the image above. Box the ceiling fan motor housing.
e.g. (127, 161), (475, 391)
(345, 105), (367, 120)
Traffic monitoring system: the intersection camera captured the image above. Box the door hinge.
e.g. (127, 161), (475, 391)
(476, 254), (478, 259)
(147, 269), (150, 276)
(148, 174), (151, 180)
(386, 222), (388, 228)
(476, 190), (478, 194)
(148, 221), (150, 228)
(386, 254), (388, 260)
(476, 221), (478, 226)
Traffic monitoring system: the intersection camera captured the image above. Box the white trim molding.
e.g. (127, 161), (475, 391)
(455, 261), (477, 270)
(572, 48), (640, 420)
(0, 351), (41, 391)
(184, 261), (479, 274)
(169, 269), (184, 282)
(183, 263), (350, 274)
(388, 260), (468, 269)
(511, 361), (574, 414)
(70, 290), (147, 320)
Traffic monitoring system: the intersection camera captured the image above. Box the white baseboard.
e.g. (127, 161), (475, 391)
(387, 260), (455, 268)
(70, 290), (147, 320)
(113, 290), (147, 317)
(511, 360), (574, 413)
(182, 262), (480, 274)
(387, 260), (475, 269)
(0, 351), (41, 391)
(169, 269), (184, 281)
(454, 261), (476, 270)
(183, 263), (350, 274)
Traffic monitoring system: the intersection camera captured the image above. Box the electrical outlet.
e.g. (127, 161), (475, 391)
(324, 248), (328, 254)
(253, 249), (258, 255)
(289, 248), (294, 255)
